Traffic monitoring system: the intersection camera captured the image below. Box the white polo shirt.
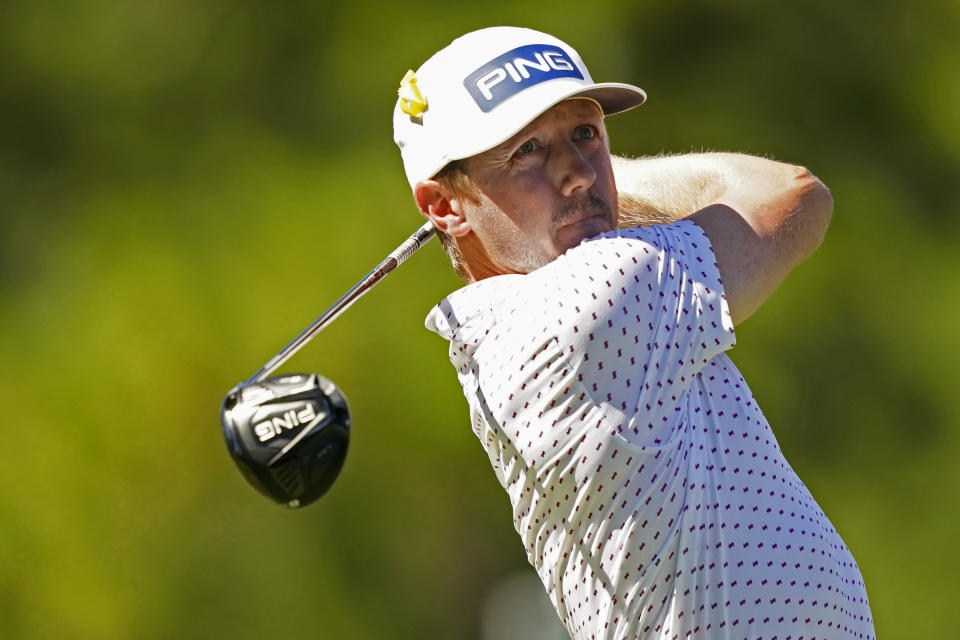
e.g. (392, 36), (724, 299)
(426, 221), (874, 639)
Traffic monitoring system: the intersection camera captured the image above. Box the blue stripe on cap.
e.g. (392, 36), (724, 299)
(463, 44), (584, 113)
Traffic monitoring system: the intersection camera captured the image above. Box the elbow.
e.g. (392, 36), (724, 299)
(791, 166), (834, 259)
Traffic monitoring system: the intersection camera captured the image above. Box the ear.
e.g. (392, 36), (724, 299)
(414, 180), (472, 237)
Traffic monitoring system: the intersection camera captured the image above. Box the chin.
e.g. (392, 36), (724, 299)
(556, 216), (614, 252)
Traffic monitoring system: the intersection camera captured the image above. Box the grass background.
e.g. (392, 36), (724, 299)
(2, 1), (959, 637)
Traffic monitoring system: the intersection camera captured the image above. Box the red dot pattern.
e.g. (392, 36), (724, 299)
(426, 221), (875, 639)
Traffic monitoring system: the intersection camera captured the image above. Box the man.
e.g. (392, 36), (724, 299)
(393, 27), (874, 639)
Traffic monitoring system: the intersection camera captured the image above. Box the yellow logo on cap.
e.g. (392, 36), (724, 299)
(398, 70), (428, 120)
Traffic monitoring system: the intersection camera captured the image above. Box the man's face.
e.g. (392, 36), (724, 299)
(456, 99), (618, 275)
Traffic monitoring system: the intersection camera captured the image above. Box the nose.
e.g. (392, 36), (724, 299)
(551, 140), (596, 197)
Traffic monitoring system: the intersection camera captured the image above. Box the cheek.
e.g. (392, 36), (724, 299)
(480, 187), (542, 233)
(591, 149), (615, 185)
(469, 197), (522, 244)
(592, 158), (618, 204)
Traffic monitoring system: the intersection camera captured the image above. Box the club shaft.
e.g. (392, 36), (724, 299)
(247, 221), (436, 384)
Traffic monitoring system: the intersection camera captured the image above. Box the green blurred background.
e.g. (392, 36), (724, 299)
(2, 1), (958, 637)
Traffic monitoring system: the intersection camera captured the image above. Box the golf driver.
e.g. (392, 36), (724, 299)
(220, 221), (436, 507)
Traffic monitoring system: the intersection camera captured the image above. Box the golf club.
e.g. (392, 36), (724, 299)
(220, 221), (436, 507)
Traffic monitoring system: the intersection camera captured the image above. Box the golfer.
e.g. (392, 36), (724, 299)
(393, 27), (874, 639)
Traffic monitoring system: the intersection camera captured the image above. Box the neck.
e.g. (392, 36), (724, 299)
(457, 233), (521, 282)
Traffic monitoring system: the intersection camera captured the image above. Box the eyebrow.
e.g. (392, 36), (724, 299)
(499, 102), (604, 149)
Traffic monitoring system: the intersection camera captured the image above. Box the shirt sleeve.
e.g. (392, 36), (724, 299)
(543, 220), (735, 437)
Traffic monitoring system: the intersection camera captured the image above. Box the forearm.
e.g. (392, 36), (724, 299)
(613, 153), (730, 226)
(613, 151), (834, 324)
(613, 152), (830, 240)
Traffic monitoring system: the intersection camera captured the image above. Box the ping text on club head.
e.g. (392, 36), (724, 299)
(254, 404), (317, 442)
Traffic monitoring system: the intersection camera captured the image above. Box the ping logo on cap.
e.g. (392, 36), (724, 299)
(464, 44), (584, 112)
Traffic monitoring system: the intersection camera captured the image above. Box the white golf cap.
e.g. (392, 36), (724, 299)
(393, 26), (646, 189)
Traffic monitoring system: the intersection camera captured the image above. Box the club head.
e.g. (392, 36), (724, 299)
(220, 373), (350, 508)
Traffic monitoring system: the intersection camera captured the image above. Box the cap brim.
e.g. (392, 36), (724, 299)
(575, 82), (647, 115)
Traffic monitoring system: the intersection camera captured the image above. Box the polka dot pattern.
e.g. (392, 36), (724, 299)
(426, 221), (874, 639)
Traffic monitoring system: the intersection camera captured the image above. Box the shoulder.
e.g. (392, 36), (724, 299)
(564, 220), (714, 266)
(426, 220), (723, 344)
(537, 220), (721, 301)
(540, 220), (731, 351)
(424, 274), (524, 342)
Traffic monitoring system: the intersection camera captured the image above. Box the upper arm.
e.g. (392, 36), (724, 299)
(688, 163), (833, 325)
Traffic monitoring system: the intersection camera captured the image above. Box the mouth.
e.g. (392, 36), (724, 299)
(554, 213), (614, 252)
(553, 194), (614, 248)
(554, 192), (612, 224)
(556, 211), (605, 230)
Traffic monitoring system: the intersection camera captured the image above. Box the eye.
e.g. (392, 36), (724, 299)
(516, 139), (538, 155)
(574, 125), (597, 140)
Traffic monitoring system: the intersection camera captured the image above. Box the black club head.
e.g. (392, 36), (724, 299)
(220, 373), (350, 508)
